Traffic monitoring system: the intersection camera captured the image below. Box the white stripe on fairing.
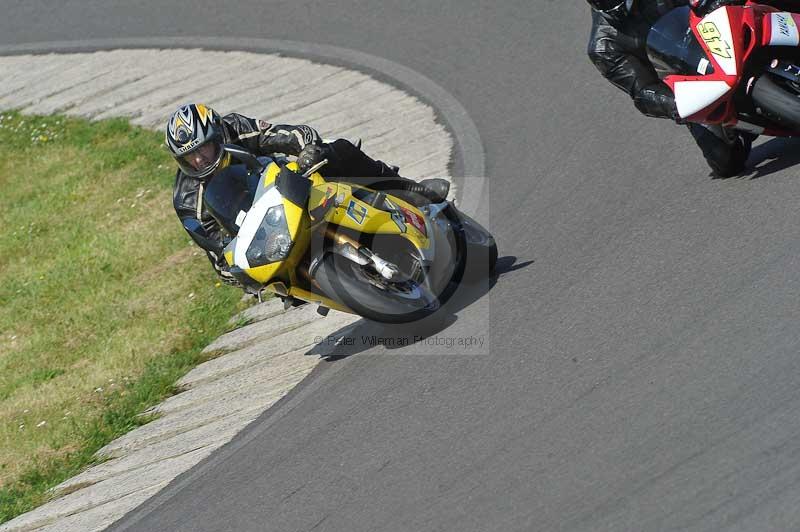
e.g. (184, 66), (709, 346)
(770, 13), (800, 46)
(233, 185), (284, 270)
(699, 8), (737, 76)
(674, 80), (732, 118)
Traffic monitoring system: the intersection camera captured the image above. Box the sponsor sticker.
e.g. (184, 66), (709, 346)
(400, 207), (426, 236)
(176, 137), (200, 153)
(390, 211), (407, 233)
(697, 57), (711, 75)
(384, 199), (407, 233)
(346, 199), (367, 225)
(770, 13), (800, 46)
(322, 186), (335, 208)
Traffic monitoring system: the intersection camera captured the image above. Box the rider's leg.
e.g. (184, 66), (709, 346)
(322, 139), (450, 205)
(687, 123), (753, 178)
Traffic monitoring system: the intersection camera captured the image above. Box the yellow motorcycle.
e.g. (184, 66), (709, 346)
(202, 145), (496, 323)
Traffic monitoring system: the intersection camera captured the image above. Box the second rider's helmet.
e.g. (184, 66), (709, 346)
(587, 0), (635, 16)
(165, 103), (230, 179)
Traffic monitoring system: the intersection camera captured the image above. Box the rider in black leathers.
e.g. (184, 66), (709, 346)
(586, 0), (794, 176)
(168, 104), (450, 287)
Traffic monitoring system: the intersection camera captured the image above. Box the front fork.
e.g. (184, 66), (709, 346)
(323, 225), (402, 281)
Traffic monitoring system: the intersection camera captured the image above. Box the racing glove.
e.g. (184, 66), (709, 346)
(209, 251), (241, 287)
(297, 143), (333, 174)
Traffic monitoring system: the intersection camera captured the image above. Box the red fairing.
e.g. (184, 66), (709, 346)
(662, 3), (800, 135)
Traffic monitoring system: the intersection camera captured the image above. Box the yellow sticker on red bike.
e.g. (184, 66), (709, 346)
(698, 22), (731, 59)
(696, 8), (737, 76)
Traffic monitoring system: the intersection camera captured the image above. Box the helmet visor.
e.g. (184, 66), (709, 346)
(177, 141), (223, 179)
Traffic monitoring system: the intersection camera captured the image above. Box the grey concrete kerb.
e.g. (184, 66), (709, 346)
(0, 39), (485, 532)
(0, 37), (486, 210)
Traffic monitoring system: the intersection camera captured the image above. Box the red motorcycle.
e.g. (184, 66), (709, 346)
(648, 3), (800, 134)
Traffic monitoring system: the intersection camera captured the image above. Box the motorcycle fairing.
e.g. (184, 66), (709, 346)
(224, 161), (307, 282)
(697, 7), (739, 76)
(664, 7), (744, 120)
(659, 4), (787, 124)
(763, 12), (800, 46)
(673, 79), (733, 117)
(321, 183), (432, 250)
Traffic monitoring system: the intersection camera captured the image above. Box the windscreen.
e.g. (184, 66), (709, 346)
(203, 164), (260, 236)
(647, 7), (715, 79)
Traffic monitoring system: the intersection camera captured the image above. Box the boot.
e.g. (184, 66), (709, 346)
(387, 178), (450, 207)
(408, 178), (450, 203)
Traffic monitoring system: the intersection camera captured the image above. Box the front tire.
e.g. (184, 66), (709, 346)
(314, 253), (441, 324)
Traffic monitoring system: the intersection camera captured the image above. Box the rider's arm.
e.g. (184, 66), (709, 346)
(173, 172), (239, 285)
(222, 113), (322, 157)
(587, 11), (679, 120)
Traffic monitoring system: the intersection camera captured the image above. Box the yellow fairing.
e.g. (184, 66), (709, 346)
(244, 262), (282, 284)
(320, 183), (431, 250)
(232, 162), (430, 295)
(239, 162), (311, 284)
(288, 287), (351, 313)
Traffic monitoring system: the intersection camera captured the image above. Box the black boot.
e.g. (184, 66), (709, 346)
(407, 178), (450, 203)
(687, 123), (751, 177)
(384, 178), (450, 207)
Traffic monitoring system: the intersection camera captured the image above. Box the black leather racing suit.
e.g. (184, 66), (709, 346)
(587, 0), (795, 177)
(173, 113), (404, 283)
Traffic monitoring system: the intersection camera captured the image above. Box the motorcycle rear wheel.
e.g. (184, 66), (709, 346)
(751, 74), (800, 131)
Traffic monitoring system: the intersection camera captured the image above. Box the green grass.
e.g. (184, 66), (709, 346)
(0, 111), (246, 523)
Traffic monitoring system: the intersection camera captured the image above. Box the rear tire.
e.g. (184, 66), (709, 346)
(751, 74), (800, 131)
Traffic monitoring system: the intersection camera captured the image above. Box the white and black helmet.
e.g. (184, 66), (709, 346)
(165, 104), (230, 179)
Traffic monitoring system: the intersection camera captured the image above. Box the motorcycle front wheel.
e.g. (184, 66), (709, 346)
(314, 253), (441, 324)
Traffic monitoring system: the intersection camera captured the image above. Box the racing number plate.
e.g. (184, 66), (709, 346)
(697, 21), (732, 59)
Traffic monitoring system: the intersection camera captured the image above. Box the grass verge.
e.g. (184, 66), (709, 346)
(0, 111), (245, 523)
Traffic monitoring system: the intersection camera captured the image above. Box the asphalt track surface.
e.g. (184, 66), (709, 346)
(5, 2), (800, 531)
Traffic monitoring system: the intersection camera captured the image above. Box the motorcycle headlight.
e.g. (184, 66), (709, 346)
(245, 205), (293, 267)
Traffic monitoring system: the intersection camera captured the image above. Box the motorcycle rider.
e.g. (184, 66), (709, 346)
(167, 103), (451, 286)
(586, 0), (794, 177)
